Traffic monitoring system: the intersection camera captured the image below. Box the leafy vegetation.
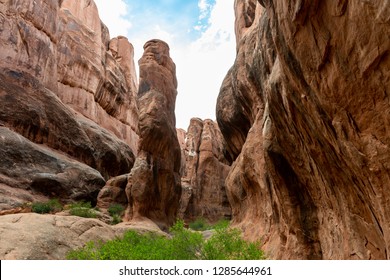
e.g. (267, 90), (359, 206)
(108, 203), (124, 225)
(188, 217), (210, 231)
(31, 199), (62, 214)
(108, 203), (124, 216)
(202, 226), (264, 260)
(188, 217), (230, 231)
(68, 201), (97, 218)
(66, 219), (265, 260)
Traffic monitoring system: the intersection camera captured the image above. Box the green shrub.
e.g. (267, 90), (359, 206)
(67, 220), (265, 260)
(108, 203), (124, 217)
(189, 217), (231, 231)
(168, 219), (203, 259)
(201, 226), (265, 260)
(211, 218), (230, 230)
(31, 199), (62, 214)
(189, 217), (210, 231)
(32, 202), (51, 214)
(111, 214), (122, 225)
(69, 201), (96, 218)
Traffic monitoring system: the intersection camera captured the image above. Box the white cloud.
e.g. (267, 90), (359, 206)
(174, 0), (235, 129)
(94, 0), (132, 37)
(95, 0), (236, 130)
(198, 0), (211, 20)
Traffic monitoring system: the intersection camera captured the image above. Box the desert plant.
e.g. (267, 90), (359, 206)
(108, 203), (124, 217)
(201, 225), (265, 260)
(189, 217), (230, 231)
(189, 217), (210, 231)
(69, 201), (97, 218)
(211, 218), (230, 230)
(67, 219), (265, 260)
(111, 214), (122, 225)
(31, 199), (62, 214)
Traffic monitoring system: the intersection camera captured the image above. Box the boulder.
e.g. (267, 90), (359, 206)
(0, 126), (105, 208)
(0, 213), (166, 260)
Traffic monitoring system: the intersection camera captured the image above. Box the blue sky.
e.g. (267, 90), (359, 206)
(125, 0), (216, 43)
(94, 0), (235, 129)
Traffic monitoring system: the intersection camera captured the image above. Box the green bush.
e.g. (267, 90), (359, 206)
(107, 203), (125, 225)
(111, 214), (122, 225)
(69, 201), (97, 218)
(189, 217), (210, 231)
(66, 220), (265, 260)
(31, 199), (62, 214)
(211, 218), (230, 230)
(108, 203), (124, 217)
(201, 226), (265, 260)
(189, 217), (231, 231)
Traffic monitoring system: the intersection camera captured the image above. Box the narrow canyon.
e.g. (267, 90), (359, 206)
(0, 0), (389, 260)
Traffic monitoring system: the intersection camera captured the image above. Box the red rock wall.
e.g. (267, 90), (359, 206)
(125, 40), (182, 230)
(179, 118), (231, 223)
(0, 0), (138, 209)
(217, 0), (390, 259)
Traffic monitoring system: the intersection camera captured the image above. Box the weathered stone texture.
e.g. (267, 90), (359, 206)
(179, 118), (231, 222)
(0, 0), (138, 209)
(217, 0), (390, 259)
(0, 213), (167, 260)
(125, 40), (182, 230)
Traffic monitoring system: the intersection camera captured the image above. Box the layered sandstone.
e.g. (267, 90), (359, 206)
(217, 0), (390, 259)
(58, 0), (139, 152)
(125, 40), (182, 230)
(0, 0), (138, 209)
(179, 118), (231, 222)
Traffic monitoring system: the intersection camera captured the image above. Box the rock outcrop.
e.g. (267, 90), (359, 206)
(217, 0), (390, 259)
(0, 213), (166, 260)
(124, 40), (182, 230)
(0, 0), (138, 209)
(58, 0), (139, 153)
(179, 118), (231, 222)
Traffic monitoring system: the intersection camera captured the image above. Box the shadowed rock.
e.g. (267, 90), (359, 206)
(179, 118), (231, 223)
(125, 40), (181, 230)
(0, 0), (138, 209)
(217, 0), (390, 259)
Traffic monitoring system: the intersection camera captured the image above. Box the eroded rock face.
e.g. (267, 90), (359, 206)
(179, 118), (231, 222)
(0, 0), (138, 209)
(0, 213), (167, 260)
(217, 0), (390, 259)
(58, 0), (139, 152)
(0, 213), (116, 260)
(125, 40), (181, 230)
(96, 174), (128, 212)
(0, 126), (105, 208)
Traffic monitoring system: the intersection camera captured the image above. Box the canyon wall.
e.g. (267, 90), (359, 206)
(179, 118), (231, 222)
(217, 0), (390, 259)
(0, 0), (138, 208)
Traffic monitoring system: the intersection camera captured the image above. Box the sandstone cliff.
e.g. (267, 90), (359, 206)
(217, 0), (390, 259)
(179, 118), (231, 222)
(0, 0), (138, 208)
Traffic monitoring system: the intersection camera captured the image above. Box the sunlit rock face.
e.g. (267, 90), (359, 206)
(178, 118), (231, 223)
(0, 0), (138, 209)
(217, 0), (390, 259)
(125, 39), (182, 230)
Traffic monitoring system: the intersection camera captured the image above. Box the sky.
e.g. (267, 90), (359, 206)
(94, 0), (236, 129)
